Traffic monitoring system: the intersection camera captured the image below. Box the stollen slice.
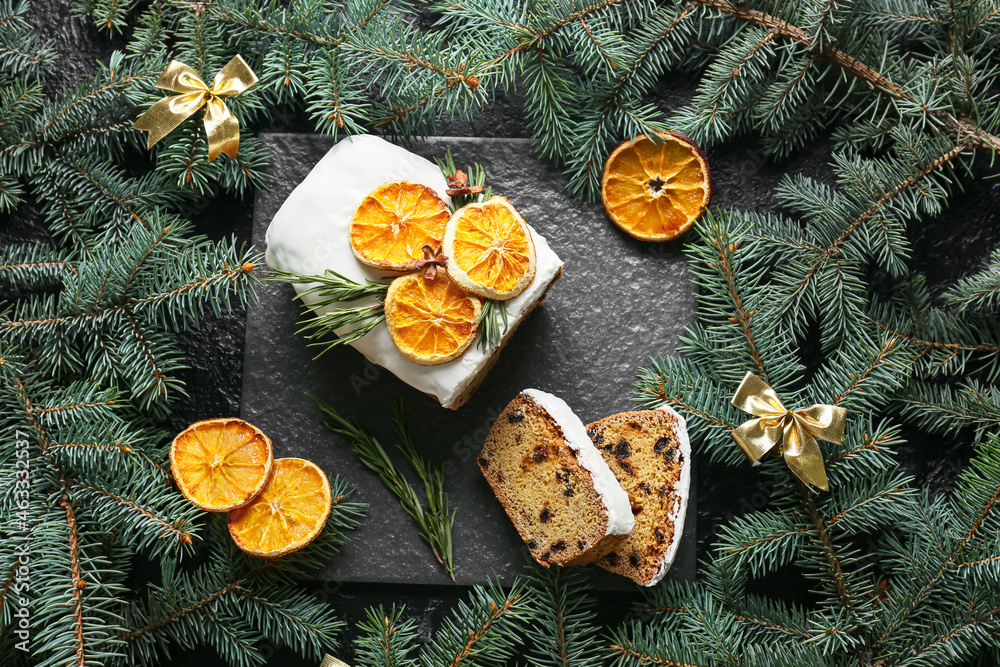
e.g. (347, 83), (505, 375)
(478, 389), (634, 566)
(575, 406), (691, 585)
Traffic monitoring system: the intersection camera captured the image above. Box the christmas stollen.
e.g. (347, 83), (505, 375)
(478, 389), (635, 566)
(480, 391), (691, 584)
(265, 135), (564, 409)
(574, 406), (692, 585)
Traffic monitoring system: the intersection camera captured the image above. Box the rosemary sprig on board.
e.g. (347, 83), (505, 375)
(390, 401), (453, 577)
(310, 395), (456, 580)
(270, 269), (390, 356)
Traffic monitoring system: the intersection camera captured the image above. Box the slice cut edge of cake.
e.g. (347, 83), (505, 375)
(520, 389), (635, 538)
(579, 404), (692, 586)
(478, 389), (635, 567)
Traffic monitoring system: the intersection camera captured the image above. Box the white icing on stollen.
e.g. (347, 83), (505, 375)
(265, 134), (564, 409)
(521, 389), (635, 537)
(645, 403), (692, 587)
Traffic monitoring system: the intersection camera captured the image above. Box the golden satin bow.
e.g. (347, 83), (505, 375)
(730, 372), (846, 491)
(133, 56), (258, 161)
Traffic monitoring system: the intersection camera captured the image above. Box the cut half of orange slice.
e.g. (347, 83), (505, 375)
(384, 272), (482, 365)
(601, 131), (712, 242)
(443, 196), (536, 300)
(228, 458), (332, 558)
(170, 418), (274, 512)
(350, 181), (451, 271)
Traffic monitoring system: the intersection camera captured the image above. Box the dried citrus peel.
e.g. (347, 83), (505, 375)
(601, 131), (711, 242)
(228, 458), (332, 558)
(384, 272), (482, 365)
(350, 181), (451, 271)
(170, 418), (274, 512)
(444, 196), (536, 301)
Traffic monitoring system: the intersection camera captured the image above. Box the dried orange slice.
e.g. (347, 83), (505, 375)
(350, 181), (451, 270)
(228, 458), (332, 558)
(601, 131), (711, 242)
(443, 196), (536, 300)
(170, 419), (274, 512)
(384, 272), (482, 365)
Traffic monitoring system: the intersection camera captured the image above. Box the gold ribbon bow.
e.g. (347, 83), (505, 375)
(730, 372), (846, 491)
(133, 56), (258, 161)
(319, 656), (351, 667)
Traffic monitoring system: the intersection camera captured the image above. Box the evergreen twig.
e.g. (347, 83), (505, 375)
(311, 394), (456, 579)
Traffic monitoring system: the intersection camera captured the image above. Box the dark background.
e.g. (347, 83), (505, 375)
(7, 1), (1000, 663)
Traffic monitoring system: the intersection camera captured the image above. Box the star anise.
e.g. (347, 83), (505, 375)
(411, 245), (448, 280)
(445, 169), (485, 198)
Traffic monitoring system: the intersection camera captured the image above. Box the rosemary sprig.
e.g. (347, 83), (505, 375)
(390, 401), (453, 577)
(477, 298), (509, 350)
(434, 149), (493, 212)
(310, 395), (456, 580)
(270, 269), (391, 358)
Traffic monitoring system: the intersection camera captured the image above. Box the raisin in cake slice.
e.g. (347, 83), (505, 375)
(578, 406), (691, 585)
(478, 389), (634, 566)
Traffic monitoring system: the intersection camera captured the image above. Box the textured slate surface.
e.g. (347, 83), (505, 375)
(243, 134), (697, 586)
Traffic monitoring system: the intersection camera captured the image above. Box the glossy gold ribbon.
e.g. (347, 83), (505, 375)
(133, 56), (258, 161)
(730, 372), (846, 491)
(319, 656), (351, 667)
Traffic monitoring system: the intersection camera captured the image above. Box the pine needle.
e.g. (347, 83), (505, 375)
(310, 394), (456, 580)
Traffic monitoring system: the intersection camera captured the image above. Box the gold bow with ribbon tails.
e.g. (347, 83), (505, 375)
(730, 372), (846, 491)
(133, 56), (258, 161)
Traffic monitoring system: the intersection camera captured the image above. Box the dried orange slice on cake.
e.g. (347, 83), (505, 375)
(170, 419), (274, 512)
(384, 272), (482, 365)
(443, 196), (536, 300)
(350, 181), (451, 270)
(601, 131), (712, 242)
(228, 458), (332, 558)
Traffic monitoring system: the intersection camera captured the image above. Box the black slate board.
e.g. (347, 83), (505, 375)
(242, 134), (697, 586)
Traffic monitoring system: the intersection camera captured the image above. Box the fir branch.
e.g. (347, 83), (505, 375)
(2, 259), (257, 331)
(233, 586), (343, 660)
(119, 578), (246, 643)
(825, 142), (970, 258)
(896, 380), (1000, 437)
(945, 247), (1000, 314)
(481, 0), (632, 68)
(606, 642), (709, 667)
(886, 445), (1000, 632)
(872, 321), (1000, 355)
(354, 606), (420, 667)
(61, 496), (89, 667)
(523, 566), (604, 667)
(699, 213), (768, 381)
(420, 579), (530, 667)
(798, 482), (859, 618)
(691, 0), (1000, 152)
(311, 395), (456, 579)
(70, 480), (196, 550)
(895, 602), (1000, 667)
